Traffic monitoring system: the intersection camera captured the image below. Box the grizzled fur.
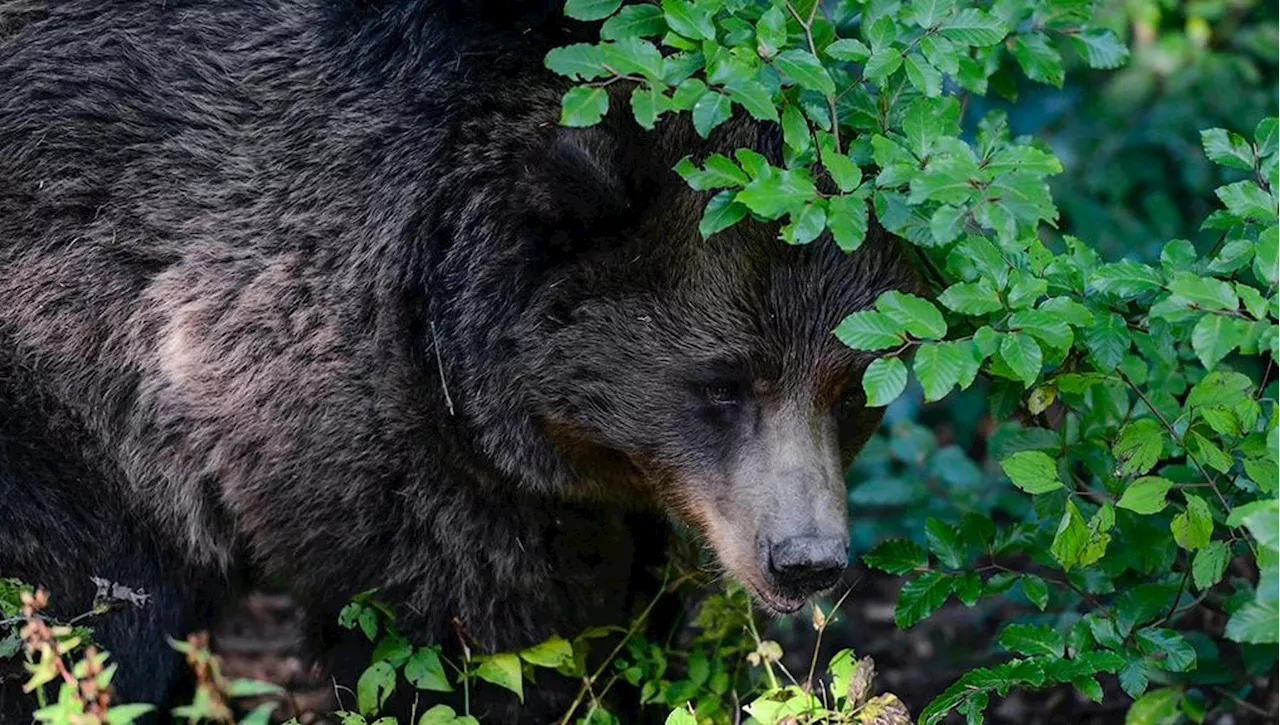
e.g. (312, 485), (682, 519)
(0, 0), (912, 719)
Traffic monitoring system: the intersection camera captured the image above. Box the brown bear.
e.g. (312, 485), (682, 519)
(0, 0), (911, 719)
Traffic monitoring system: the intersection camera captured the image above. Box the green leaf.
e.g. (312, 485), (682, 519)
(938, 280), (1003, 315)
(1088, 260), (1164, 299)
(520, 635), (574, 668)
(1118, 659), (1150, 700)
(1021, 575), (1049, 610)
(226, 678), (285, 697)
(661, 0), (715, 40)
(417, 705), (459, 725)
(834, 310), (905, 351)
(825, 38), (871, 62)
(819, 135), (862, 192)
(475, 653), (524, 702)
(1010, 32), (1063, 87)
(1137, 628), (1197, 673)
(1050, 500), (1089, 570)
(1191, 313), (1246, 370)
(904, 54), (943, 97)
(559, 86), (610, 127)
(405, 647), (453, 692)
(670, 77), (708, 109)
(1255, 225), (1278, 284)
(544, 44), (609, 81)
(755, 6), (786, 58)
(1217, 180), (1276, 222)
(698, 190), (747, 238)
(780, 104), (811, 154)
(1244, 457), (1279, 493)
(1117, 477), (1174, 515)
(1225, 597), (1280, 644)
(911, 154), (981, 204)
(999, 331), (1042, 386)
(925, 518), (965, 568)
(1074, 676), (1104, 704)
(1171, 494), (1214, 551)
(564, 0), (622, 21)
(1125, 687), (1181, 725)
(357, 662), (396, 717)
(929, 204), (965, 245)
(600, 4), (666, 39)
(865, 15), (897, 48)
(736, 167), (818, 217)
(985, 146), (1063, 175)
(1229, 498), (1279, 551)
(863, 357), (908, 407)
(895, 571), (955, 628)
(1066, 29), (1129, 69)
(954, 571), (982, 606)
(105, 704), (156, 725)
(1192, 540), (1230, 591)
(997, 623), (1064, 657)
(773, 49), (837, 95)
(863, 539), (929, 575)
(1167, 272), (1239, 311)
(1084, 311), (1131, 370)
(920, 34), (959, 74)
(1000, 451), (1064, 494)
(877, 292), (947, 339)
(939, 8), (1005, 46)
(1187, 371), (1255, 408)
(782, 202), (827, 244)
(864, 47), (904, 83)
(691, 90), (733, 137)
(1188, 431), (1232, 473)
(1113, 419), (1164, 478)
(675, 154), (749, 190)
(1008, 310), (1071, 350)
(908, 0), (957, 28)
(1201, 128), (1255, 170)
(724, 78), (778, 122)
(602, 38), (666, 80)
(1257, 117), (1278, 156)
(913, 342), (977, 401)
(827, 194), (869, 251)
(665, 710), (698, 725)
(629, 85), (667, 130)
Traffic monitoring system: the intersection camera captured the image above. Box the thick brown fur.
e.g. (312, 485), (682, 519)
(0, 0), (913, 720)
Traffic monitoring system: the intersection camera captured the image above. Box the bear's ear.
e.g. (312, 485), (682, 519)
(525, 127), (632, 236)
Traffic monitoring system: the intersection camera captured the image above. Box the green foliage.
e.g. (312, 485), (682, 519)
(546, 0), (1278, 721)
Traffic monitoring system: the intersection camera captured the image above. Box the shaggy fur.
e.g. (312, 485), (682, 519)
(0, 0), (912, 720)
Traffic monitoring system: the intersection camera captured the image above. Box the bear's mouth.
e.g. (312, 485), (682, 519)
(749, 582), (808, 615)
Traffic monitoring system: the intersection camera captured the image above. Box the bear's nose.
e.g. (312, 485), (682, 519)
(766, 535), (848, 595)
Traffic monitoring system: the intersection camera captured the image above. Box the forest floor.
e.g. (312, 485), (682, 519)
(211, 568), (1274, 724)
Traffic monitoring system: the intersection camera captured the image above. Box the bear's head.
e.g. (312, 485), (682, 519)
(484, 112), (914, 613)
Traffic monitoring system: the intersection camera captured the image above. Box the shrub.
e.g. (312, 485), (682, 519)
(544, 0), (1278, 721)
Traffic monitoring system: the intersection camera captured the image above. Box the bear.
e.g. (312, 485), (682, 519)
(0, 0), (913, 720)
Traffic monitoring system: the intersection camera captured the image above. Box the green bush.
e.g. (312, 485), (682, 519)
(542, 0), (1277, 721)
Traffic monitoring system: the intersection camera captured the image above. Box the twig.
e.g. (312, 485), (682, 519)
(429, 320), (455, 416)
(784, 0), (841, 154)
(558, 566), (676, 725)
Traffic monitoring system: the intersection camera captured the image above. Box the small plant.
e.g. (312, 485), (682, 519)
(3, 583), (285, 725)
(12, 587), (152, 725)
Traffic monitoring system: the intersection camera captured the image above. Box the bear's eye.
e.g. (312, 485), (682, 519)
(704, 381), (743, 407)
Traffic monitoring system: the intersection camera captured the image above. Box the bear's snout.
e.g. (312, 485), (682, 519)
(765, 534), (848, 599)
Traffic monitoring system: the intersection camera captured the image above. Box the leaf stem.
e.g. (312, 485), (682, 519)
(784, 0), (842, 153)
